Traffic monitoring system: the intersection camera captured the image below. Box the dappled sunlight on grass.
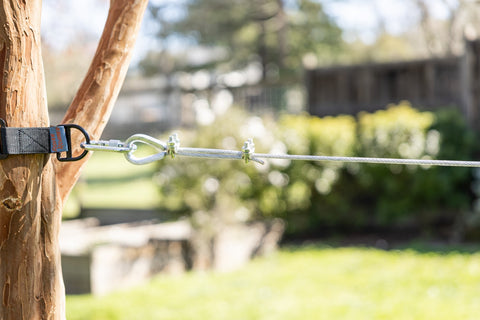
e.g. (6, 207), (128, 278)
(67, 246), (480, 320)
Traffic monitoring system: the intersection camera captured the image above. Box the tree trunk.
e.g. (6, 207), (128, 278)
(0, 1), (148, 319)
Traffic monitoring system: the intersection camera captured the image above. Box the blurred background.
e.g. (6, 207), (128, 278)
(42, 0), (480, 319)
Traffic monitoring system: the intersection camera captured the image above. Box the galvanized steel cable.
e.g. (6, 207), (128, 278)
(81, 133), (480, 168)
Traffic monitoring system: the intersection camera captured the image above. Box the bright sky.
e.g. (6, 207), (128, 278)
(323, 0), (456, 43)
(40, 0), (458, 61)
(41, 0), (159, 64)
(41, 0), (109, 50)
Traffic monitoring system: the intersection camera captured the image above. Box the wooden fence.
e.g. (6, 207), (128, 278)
(306, 40), (480, 130)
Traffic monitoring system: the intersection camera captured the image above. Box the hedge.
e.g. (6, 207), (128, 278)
(155, 103), (477, 237)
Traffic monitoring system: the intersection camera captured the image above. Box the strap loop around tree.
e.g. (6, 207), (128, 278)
(0, 119), (90, 162)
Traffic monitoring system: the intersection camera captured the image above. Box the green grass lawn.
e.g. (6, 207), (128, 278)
(66, 245), (480, 320)
(64, 149), (159, 217)
(64, 146), (480, 319)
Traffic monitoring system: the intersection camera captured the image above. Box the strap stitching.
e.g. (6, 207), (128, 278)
(18, 129), (49, 153)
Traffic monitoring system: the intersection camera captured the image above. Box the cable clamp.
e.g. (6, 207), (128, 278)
(242, 139), (255, 164)
(167, 133), (180, 159)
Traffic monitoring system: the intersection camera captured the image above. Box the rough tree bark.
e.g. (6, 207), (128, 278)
(0, 0), (148, 319)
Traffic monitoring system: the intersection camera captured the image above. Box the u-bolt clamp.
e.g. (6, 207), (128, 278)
(242, 139), (255, 164)
(167, 133), (180, 159)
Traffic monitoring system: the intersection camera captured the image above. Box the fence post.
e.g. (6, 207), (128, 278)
(463, 40), (480, 131)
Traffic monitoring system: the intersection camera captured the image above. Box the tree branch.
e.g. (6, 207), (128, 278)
(0, 1), (62, 319)
(54, 0), (148, 205)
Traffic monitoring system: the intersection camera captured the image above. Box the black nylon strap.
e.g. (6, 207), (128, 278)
(0, 119), (91, 161)
(3, 127), (52, 154)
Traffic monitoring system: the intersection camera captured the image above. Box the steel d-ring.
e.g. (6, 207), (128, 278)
(56, 124), (91, 162)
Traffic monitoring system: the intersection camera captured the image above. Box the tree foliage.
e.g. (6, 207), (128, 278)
(146, 0), (344, 79)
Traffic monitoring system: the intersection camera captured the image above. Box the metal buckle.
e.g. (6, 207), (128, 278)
(56, 124), (91, 162)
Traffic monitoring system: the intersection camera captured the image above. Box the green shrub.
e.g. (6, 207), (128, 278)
(155, 108), (276, 229)
(155, 103), (477, 237)
(350, 104), (476, 229)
